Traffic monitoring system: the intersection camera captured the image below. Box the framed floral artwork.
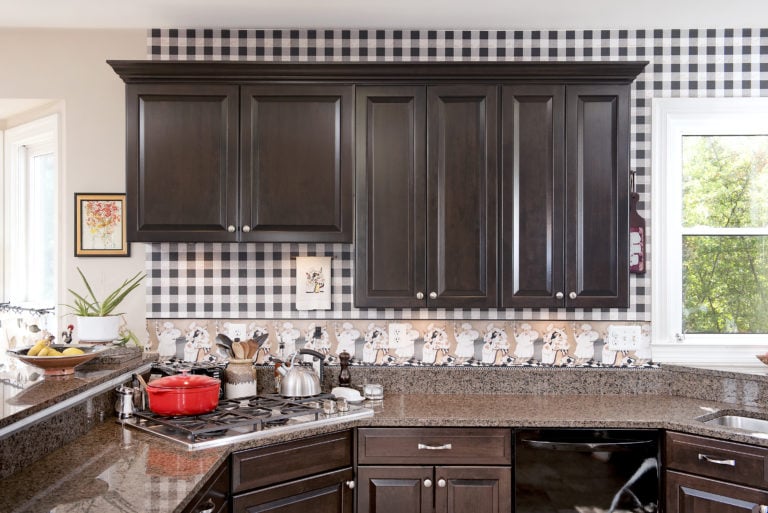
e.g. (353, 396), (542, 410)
(74, 193), (129, 256)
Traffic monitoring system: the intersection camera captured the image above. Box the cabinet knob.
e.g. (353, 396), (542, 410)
(555, 292), (564, 300)
(569, 292), (577, 300)
(424, 479), (432, 488)
(416, 292), (424, 300)
(242, 225), (251, 233)
(196, 499), (215, 513)
(227, 225), (236, 233)
(437, 478), (446, 488)
(346, 480), (355, 489)
(429, 292), (437, 299)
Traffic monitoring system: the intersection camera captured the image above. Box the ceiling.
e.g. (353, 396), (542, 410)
(0, 0), (765, 30)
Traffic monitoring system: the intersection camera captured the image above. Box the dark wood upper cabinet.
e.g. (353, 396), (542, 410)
(240, 84), (353, 242)
(500, 85), (565, 308)
(565, 84), (629, 308)
(355, 85), (497, 308)
(355, 86), (427, 308)
(126, 83), (239, 242)
(111, 61), (643, 308)
(501, 83), (629, 308)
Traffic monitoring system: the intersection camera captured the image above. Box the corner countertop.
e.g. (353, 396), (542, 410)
(4, 391), (768, 513)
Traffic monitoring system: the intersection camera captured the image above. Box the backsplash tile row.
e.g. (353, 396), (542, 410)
(145, 27), (768, 321)
(146, 318), (656, 369)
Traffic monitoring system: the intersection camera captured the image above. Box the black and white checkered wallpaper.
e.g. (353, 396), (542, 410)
(145, 28), (768, 321)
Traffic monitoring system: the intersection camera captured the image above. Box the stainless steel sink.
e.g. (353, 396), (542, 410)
(700, 412), (768, 434)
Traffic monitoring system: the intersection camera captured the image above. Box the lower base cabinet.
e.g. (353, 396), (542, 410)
(232, 467), (353, 513)
(180, 462), (230, 513)
(665, 431), (768, 513)
(357, 465), (511, 513)
(666, 470), (768, 513)
(230, 430), (354, 513)
(356, 427), (512, 513)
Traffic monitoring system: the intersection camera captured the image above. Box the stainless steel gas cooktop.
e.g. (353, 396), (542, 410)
(122, 393), (373, 450)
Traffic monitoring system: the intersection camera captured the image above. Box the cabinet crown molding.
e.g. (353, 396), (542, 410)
(108, 60), (647, 84)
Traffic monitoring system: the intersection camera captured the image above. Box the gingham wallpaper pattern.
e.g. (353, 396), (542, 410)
(145, 28), (768, 320)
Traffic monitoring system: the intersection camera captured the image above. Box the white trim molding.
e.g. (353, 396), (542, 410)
(652, 97), (768, 366)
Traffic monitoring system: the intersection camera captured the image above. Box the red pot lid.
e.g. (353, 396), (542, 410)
(148, 372), (219, 389)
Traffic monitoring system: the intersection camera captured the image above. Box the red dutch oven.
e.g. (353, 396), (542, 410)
(146, 371), (220, 416)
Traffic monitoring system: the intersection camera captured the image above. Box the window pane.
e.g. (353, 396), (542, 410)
(683, 235), (768, 333)
(27, 152), (56, 305)
(682, 135), (768, 228)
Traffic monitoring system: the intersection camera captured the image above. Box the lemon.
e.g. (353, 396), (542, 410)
(62, 347), (85, 356)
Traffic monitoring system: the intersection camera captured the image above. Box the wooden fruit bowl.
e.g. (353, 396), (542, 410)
(7, 344), (107, 376)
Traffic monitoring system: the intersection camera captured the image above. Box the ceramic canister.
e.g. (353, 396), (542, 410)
(225, 359), (257, 399)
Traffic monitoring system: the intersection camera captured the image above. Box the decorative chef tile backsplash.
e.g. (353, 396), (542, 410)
(145, 28), (768, 326)
(147, 319), (656, 369)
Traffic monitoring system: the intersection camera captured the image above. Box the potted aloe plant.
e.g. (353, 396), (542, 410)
(64, 268), (146, 342)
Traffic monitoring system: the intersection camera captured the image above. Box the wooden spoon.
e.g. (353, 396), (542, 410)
(232, 341), (245, 359)
(245, 339), (258, 359)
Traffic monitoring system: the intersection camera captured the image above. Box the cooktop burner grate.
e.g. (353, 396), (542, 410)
(125, 392), (363, 448)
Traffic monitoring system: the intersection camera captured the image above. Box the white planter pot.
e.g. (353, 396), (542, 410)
(76, 315), (121, 343)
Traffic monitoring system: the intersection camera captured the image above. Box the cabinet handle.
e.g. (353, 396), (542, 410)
(424, 479), (432, 488)
(416, 292), (424, 300)
(242, 225), (251, 233)
(429, 292), (437, 299)
(555, 292), (564, 299)
(698, 453), (736, 466)
(418, 443), (452, 451)
(227, 225), (236, 233)
(569, 291), (577, 299)
(346, 480), (355, 489)
(437, 478), (446, 488)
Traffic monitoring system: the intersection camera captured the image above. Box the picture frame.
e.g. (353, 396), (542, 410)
(74, 193), (129, 257)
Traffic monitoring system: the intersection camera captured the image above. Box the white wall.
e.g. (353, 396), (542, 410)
(0, 29), (148, 339)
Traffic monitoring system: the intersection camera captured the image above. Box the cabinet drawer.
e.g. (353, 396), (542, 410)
(358, 427), (512, 465)
(232, 467), (353, 513)
(665, 432), (768, 489)
(232, 430), (352, 493)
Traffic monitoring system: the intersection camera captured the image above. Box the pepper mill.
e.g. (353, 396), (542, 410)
(338, 351), (351, 387)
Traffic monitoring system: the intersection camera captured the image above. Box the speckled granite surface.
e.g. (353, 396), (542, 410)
(6, 364), (768, 512)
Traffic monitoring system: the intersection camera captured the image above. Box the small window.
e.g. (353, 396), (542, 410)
(1, 114), (58, 307)
(653, 98), (768, 365)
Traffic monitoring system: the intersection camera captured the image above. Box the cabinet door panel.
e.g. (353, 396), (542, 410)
(355, 86), (427, 308)
(565, 84), (629, 307)
(666, 470), (768, 513)
(357, 466), (433, 513)
(127, 83), (239, 242)
(427, 85), (498, 307)
(500, 85), (565, 308)
(241, 84), (353, 242)
(435, 466), (512, 513)
(232, 468), (353, 513)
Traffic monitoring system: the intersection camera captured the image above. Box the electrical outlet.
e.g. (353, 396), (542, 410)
(229, 323), (247, 341)
(389, 323), (408, 348)
(606, 325), (642, 351)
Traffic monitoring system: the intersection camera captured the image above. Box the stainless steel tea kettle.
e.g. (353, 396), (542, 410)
(276, 348), (324, 397)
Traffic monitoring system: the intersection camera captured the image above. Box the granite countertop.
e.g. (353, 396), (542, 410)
(0, 348), (151, 430)
(4, 391), (768, 513)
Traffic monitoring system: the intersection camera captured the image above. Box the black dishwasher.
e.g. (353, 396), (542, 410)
(515, 429), (659, 513)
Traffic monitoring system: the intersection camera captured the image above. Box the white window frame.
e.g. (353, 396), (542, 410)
(1, 114), (58, 306)
(652, 98), (768, 366)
